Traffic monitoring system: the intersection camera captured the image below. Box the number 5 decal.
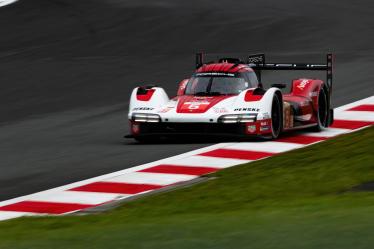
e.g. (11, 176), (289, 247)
(188, 103), (201, 109)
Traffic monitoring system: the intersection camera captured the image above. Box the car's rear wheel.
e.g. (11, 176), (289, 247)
(270, 94), (282, 139)
(313, 87), (328, 131)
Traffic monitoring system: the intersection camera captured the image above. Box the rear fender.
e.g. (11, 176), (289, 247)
(291, 79), (324, 109)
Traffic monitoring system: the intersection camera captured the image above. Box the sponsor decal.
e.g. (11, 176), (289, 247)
(177, 95), (231, 113)
(259, 119), (271, 132)
(297, 79), (310, 90)
(247, 55), (264, 64)
(234, 108), (260, 112)
(192, 97), (213, 101)
(158, 107), (174, 113)
(131, 123), (140, 134)
(309, 91), (318, 97)
(195, 72), (235, 77)
(213, 107), (229, 114)
(132, 107), (154, 111)
(247, 125), (256, 133)
(262, 112), (271, 119)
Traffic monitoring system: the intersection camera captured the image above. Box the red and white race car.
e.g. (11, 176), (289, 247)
(126, 53), (334, 142)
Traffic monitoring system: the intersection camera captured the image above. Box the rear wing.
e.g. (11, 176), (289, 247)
(246, 53), (333, 94)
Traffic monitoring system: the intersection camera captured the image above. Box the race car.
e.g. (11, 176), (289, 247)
(126, 53), (334, 142)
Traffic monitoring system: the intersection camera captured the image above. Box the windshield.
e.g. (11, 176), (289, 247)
(185, 76), (249, 95)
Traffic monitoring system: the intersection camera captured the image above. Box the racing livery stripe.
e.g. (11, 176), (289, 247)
(330, 120), (374, 130)
(0, 201), (94, 214)
(275, 135), (327, 144)
(139, 165), (220, 175)
(69, 182), (163, 194)
(347, 104), (374, 112)
(199, 149), (275, 160)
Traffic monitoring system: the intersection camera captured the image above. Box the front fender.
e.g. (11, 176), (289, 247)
(230, 87), (282, 120)
(129, 87), (169, 118)
(256, 87), (282, 120)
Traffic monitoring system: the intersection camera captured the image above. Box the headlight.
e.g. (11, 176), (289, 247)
(218, 114), (257, 123)
(132, 113), (161, 122)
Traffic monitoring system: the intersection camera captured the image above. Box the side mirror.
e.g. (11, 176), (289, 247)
(271, 83), (287, 89)
(177, 79), (189, 96)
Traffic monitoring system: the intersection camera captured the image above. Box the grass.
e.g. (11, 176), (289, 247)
(0, 126), (373, 249)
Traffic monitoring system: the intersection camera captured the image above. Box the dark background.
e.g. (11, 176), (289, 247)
(0, 0), (373, 200)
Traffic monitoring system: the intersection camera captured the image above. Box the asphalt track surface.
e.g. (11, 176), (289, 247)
(0, 0), (373, 201)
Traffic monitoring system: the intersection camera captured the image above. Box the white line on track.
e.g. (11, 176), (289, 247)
(27, 191), (126, 205)
(166, 155), (251, 168)
(0, 211), (37, 220)
(302, 127), (351, 137)
(334, 96), (374, 112)
(226, 141), (304, 153)
(101, 172), (197, 185)
(334, 111), (374, 122)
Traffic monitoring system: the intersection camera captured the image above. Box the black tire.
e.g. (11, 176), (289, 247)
(270, 94), (282, 139)
(312, 87), (328, 131)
